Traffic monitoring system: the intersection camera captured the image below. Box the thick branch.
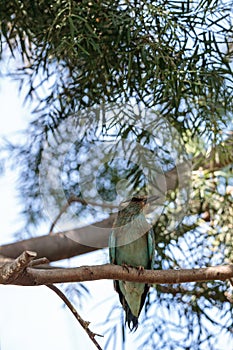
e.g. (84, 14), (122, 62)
(27, 264), (233, 285)
(0, 215), (115, 261)
(1, 261), (233, 286)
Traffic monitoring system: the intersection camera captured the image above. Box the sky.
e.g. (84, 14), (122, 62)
(0, 78), (139, 350)
(0, 78), (107, 350)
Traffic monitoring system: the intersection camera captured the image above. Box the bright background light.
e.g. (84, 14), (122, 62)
(0, 79), (103, 350)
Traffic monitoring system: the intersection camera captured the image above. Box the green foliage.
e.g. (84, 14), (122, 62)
(0, 0), (233, 128)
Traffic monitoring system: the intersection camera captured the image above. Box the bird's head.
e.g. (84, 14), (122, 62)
(121, 195), (159, 215)
(114, 194), (159, 228)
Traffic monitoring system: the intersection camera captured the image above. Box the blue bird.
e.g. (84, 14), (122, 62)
(109, 195), (157, 331)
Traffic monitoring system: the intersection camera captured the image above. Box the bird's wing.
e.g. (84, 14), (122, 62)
(147, 228), (155, 270)
(109, 229), (116, 264)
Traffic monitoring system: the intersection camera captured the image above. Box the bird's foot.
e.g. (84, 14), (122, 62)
(136, 266), (144, 275)
(122, 263), (130, 272)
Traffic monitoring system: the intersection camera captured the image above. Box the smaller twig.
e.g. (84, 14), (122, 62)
(0, 250), (37, 283)
(29, 257), (50, 267)
(0, 256), (49, 268)
(49, 200), (72, 234)
(67, 195), (118, 210)
(48, 194), (117, 235)
(47, 284), (103, 350)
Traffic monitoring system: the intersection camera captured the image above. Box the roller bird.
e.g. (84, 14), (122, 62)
(109, 195), (157, 331)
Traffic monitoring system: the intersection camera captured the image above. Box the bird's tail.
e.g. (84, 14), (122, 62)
(125, 306), (139, 331)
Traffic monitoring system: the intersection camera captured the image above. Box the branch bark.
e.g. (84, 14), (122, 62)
(25, 264), (233, 285)
(47, 284), (103, 350)
(0, 215), (115, 261)
(1, 250), (36, 283)
(1, 253), (233, 286)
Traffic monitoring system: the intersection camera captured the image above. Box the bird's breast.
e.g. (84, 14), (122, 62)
(116, 234), (150, 268)
(113, 214), (151, 247)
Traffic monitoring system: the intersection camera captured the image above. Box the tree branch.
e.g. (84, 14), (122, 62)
(47, 284), (103, 350)
(0, 215), (114, 261)
(26, 264), (233, 285)
(48, 194), (117, 234)
(0, 250), (37, 283)
(0, 253), (233, 286)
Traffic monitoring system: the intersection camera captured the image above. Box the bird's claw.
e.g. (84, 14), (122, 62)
(121, 264), (144, 275)
(122, 263), (130, 272)
(136, 266), (144, 275)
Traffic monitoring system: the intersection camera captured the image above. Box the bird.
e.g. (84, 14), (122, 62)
(109, 195), (158, 331)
